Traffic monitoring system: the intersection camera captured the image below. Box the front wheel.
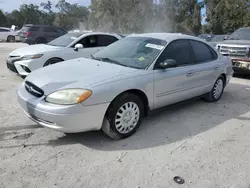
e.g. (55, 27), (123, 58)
(102, 93), (144, 140)
(204, 76), (225, 102)
(7, 36), (15, 42)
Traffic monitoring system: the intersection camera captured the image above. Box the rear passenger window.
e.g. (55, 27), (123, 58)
(190, 40), (215, 63)
(156, 40), (192, 67)
(29, 27), (40, 31)
(98, 35), (119, 46)
(44, 27), (58, 33)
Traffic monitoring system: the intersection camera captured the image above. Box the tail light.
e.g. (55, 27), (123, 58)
(25, 31), (31, 37)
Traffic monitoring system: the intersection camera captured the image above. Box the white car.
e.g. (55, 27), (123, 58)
(6, 32), (123, 77)
(0, 27), (17, 42)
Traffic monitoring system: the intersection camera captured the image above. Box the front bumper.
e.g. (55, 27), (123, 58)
(17, 85), (110, 133)
(231, 58), (250, 75)
(6, 57), (44, 76)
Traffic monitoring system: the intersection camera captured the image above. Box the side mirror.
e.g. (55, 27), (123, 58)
(74, 43), (84, 51)
(159, 59), (177, 69)
(224, 36), (228, 40)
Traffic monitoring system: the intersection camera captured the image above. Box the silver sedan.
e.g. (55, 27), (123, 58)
(17, 33), (233, 139)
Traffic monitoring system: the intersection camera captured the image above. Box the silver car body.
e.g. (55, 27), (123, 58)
(17, 33), (233, 133)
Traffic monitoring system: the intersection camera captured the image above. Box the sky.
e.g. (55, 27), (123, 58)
(0, 0), (91, 12)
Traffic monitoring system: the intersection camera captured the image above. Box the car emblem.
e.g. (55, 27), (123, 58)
(26, 84), (42, 95)
(229, 49), (237, 54)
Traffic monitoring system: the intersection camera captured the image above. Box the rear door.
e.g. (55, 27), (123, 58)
(189, 40), (220, 92)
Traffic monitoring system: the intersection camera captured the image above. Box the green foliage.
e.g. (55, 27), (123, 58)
(0, 0), (249, 34)
(204, 0), (250, 34)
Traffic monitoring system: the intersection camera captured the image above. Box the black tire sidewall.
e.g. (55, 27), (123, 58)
(107, 93), (144, 138)
(44, 58), (63, 67)
(36, 38), (46, 44)
(7, 36), (15, 42)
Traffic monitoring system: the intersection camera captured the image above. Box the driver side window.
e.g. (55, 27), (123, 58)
(155, 40), (193, 69)
(77, 35), (98, 48)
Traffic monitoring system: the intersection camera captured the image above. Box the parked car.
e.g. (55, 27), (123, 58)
(6, 32), (123, 77)
(17, 33), (233, 139)
(208, 34), (229, 47)
(197, 34), (213, 41)
(18, 24), (67, 45)
(216, 27), (250, 75)
(0, 27), (17, 42)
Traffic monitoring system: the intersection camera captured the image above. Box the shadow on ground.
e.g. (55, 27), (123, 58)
(1, 82), (250, 151)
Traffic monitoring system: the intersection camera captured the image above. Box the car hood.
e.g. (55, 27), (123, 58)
(9, 44), (63, 56)
(218, 40), (250, 46)
(25, 58), (138, 95)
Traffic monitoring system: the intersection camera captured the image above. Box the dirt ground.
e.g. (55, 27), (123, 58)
(1, 43), (250, 188)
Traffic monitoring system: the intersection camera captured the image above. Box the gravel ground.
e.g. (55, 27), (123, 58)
(1, 43), (250, 188)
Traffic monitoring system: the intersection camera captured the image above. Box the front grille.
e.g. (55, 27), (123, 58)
(6, 61), (18, 73)
(9, 55), (21, 58)
(219, 45), (248, 57)
(25, 81), (44, 97)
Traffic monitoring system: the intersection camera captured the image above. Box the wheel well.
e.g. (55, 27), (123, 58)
(221, 73), (226, 86)
(44, 57), (64, 67)
(107, 89), (150, 117)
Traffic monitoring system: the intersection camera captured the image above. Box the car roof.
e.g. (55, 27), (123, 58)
(127, 33), (205, 42)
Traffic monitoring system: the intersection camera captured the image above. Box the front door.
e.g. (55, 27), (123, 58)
(153, 39), (202, 109)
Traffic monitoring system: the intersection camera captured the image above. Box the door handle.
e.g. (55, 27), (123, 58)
(186, 71), (194, 77)
(214, 66), (219, 70)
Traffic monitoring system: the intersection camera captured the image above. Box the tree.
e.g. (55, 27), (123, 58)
(40, 1), (53, 13)
(0, 10), (7, 26)
(54, 0), (89, 30)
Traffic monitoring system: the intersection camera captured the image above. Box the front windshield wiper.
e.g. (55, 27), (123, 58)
(92, 56), (130, 68)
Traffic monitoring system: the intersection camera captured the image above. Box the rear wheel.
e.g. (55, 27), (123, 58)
(44, 58), (64, 67)
(205, 76), (225, 102)
(102, 93), (144, 139)
(35, 38), (47, 44)
(7, 35), (15, 42)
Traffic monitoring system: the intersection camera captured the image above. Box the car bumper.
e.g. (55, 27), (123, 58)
(231, 58), (250, 75)
(19, 37), (34, 45)
(6, 58), (44, 76)
(17, 85), (110, 133)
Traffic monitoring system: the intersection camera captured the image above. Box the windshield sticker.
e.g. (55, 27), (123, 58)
(138, 57), (145, 61)
(70, 37), (77, 40)
(145, 43), (164, 50)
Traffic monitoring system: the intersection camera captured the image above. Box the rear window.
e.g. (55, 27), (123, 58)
(21, 26), (40, 32)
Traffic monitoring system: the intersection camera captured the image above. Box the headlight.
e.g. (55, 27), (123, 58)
(45, 89), (92, 105)
(20, 54), (43, 60)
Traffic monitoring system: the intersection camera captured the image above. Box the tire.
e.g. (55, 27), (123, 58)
(7, 36), (15, 42)
(204, 75), (225, 102)
(35, 38), (47, 44)
(44, 58), (64, 67)
(102, 93), (144, 140)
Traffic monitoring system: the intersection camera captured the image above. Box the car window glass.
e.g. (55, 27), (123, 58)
(98, 35), (118, 46)
(190, 40), (214, 63)
(78, 35), (98, 48)
(29, 27), (40, 31)
(156, 40), (192, 67)
(0, 28), (9, 32)
(44, 27), (57, 33)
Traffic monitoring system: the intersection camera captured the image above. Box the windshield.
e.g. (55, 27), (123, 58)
(210, 35), (227, 42)
(47, 32), (82, 47)
(227, 28), (250, 40)
(93, 37), (167, 69)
